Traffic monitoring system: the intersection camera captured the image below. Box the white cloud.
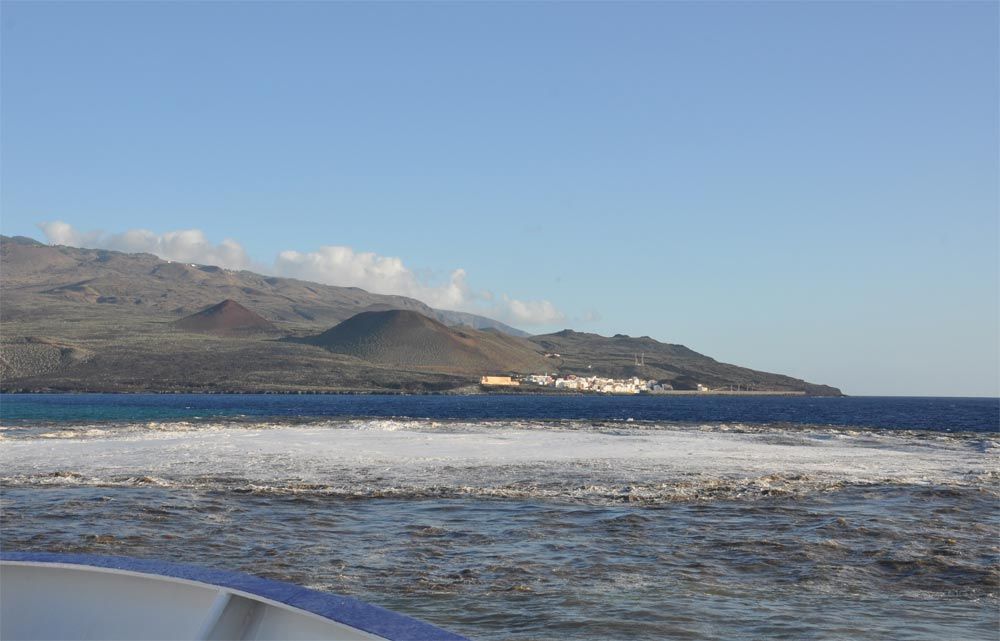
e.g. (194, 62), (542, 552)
(274, 246), (470, 310)
(39, 221), (254, 271)
(500, 296), (566, 325)
(37, 221), (564, 326)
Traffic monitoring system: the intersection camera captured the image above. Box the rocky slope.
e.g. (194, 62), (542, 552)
(530, 330), (841, 396)
(299, 310), (550, 373)
(174, 299), (278, 335)
(0, 235), (842, 394)
(2, 235), (443, 328)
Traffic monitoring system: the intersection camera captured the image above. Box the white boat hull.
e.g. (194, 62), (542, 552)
(0, 553), (466, 641)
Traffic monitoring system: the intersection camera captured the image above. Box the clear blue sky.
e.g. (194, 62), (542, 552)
(2, 1), (997, 397)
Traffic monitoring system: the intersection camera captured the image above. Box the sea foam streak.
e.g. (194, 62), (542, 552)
(2, 420), (994, 504)
(3, 417), (997, 641)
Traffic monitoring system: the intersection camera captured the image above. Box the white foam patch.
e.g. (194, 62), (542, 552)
(1, 422), (995, 502)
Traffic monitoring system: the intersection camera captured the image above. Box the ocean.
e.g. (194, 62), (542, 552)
(1, 394), (997, 640)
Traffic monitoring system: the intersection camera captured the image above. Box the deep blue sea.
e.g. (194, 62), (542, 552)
(1, 393), (997, 432)
(2, 394), (997, 640)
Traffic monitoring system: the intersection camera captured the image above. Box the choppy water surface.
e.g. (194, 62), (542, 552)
(1, 395), (998, 640)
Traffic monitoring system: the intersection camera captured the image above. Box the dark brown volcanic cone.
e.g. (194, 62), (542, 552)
(302, 310), (549, 373)
(173, 299), (277, 335)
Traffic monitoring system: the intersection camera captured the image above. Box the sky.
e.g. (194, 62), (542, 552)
(1, 1), (997, 397)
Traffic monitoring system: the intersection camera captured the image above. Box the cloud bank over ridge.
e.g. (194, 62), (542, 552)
(40, 221), (256, 272)
(38, 221), (565, 326)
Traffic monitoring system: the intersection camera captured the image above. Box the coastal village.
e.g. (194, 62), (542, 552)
(481, 374), (708, 394)
(480, 371), (807, 395)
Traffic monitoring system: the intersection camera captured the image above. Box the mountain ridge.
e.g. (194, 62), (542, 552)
(0, 235), (525, 334)
(0, 235), (842, 395)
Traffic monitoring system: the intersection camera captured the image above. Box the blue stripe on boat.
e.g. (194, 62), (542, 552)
(1, 551), (469, 641)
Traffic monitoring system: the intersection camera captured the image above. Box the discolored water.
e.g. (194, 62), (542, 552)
(1, 395), (997, 640)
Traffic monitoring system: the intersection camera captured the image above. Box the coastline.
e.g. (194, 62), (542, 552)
(0, 387), (831, 396)
(0, 389), (836, 398)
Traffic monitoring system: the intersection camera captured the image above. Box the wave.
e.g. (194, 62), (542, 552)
(4, 469), (996, 505)
(3, 416), (998, 443)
